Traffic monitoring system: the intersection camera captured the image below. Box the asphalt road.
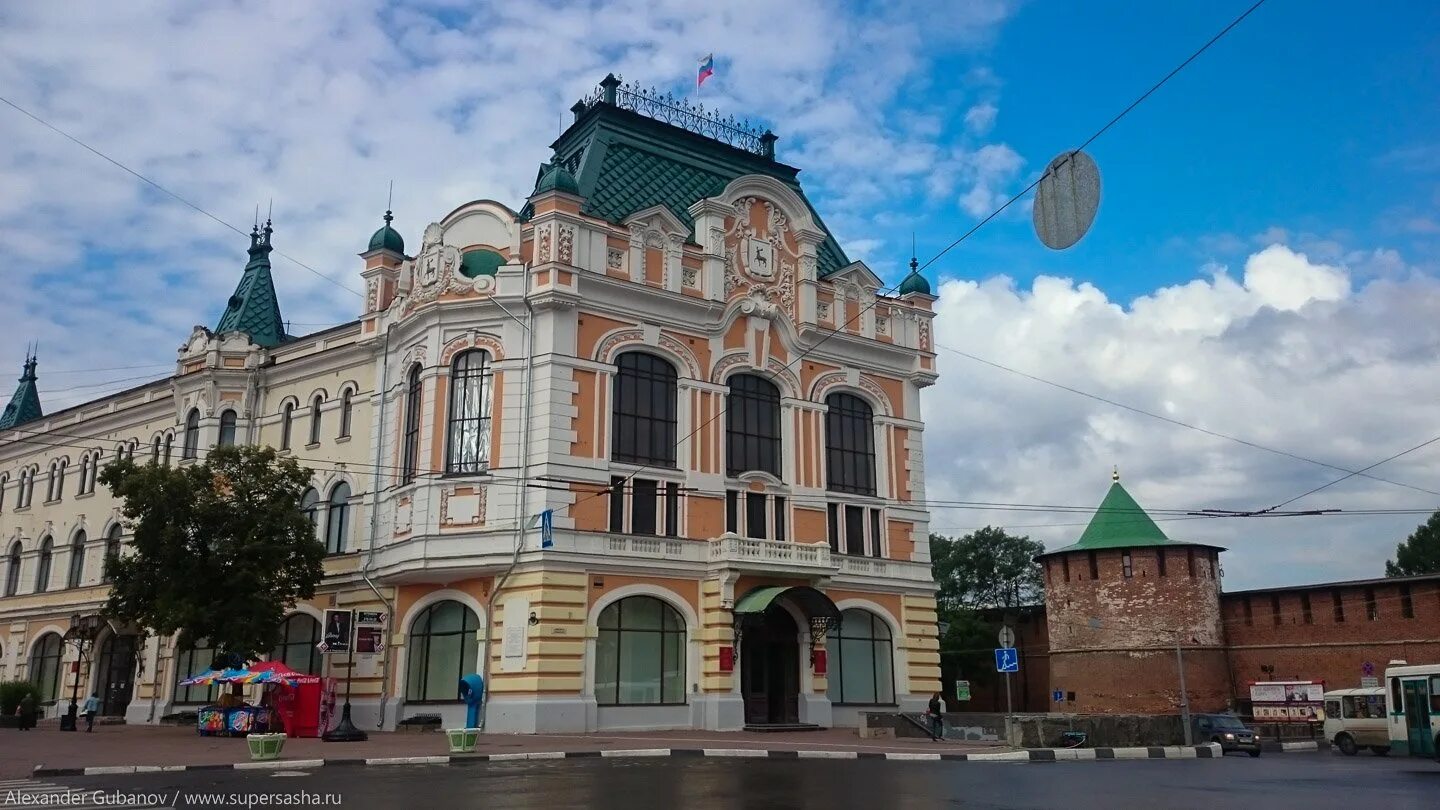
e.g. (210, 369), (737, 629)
(28, 752), (1440, 810)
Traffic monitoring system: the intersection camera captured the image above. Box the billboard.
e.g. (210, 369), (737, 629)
(1249, 681), (1325, 722)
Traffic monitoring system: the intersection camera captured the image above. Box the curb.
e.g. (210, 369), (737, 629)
(33, 743), (1222, 776)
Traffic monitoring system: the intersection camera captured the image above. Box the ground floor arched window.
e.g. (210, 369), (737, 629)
(405, 601), (479, 702)
(30, 633), (64, 704)
(595, 595), (686, 706)
(174, 641), (219, 704)
(826, 608), (894, 705)
(270, 614), (322, 675)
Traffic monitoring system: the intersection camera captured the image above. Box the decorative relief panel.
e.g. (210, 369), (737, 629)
(722, 196), (799, 320)
(439, 333), (506, 364)
(558, 224), (575, 265)
(606, 248), (625, 271)
(440, 485), (486, 527)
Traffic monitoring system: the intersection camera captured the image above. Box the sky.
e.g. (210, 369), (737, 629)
(1, 0), (1438, 589)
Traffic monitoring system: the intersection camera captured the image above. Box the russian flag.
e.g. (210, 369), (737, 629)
(698, 53), (714, 87)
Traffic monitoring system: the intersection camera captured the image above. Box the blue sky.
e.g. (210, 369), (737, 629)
(2, 0), (1439, 588)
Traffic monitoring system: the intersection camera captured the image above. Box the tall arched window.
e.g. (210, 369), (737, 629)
(174, 641), (218, 704)
(406, 600), (479, 702)
(446, 350), (494, 474)
(299, 488), (320, 539)
(280, 402), (295, 450)
(611, 352), (678, 467)
(824, 393), (876, 496)
(325, 482), (351, 554)
(67, 530), (86, 589)
(162, 433), (173, 466)
(34, 536), (53, 593)
(182, 409), (201, 459)
(217, 410), (237, 447)
(338, 388), (354, 439)
(19, 467), (35, 508)
(4, 541), (20, 596)
(151, 436), (161, 464)
(270, 614), (322, 675)
(102, 526), (122, 584)
(0, 472), (8, 511)
(308, 395), (324, 445)
(726, 374), (782, 477)
(595, 595), (686, 706)
(30, 633), (64, 704)
(47, 460), (67, 501)
(401, 365), (423, 485)
(826, 609), (894, 705)
(77, 455), (92, 496)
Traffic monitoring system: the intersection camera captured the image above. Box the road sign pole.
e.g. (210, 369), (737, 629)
(1004, 671), (1014, 743)
(1176, 639), (1192, 746)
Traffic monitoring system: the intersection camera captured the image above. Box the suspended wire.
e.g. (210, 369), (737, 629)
(917, 0), (1271, 273)
(933, 342), (1440, 499)
(0, 93), (363, 298)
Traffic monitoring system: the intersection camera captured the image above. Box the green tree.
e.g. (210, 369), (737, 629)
(1386, 511), (1440, 577)
(100, 445), (324, 663)
(930, 527), (1046, 703)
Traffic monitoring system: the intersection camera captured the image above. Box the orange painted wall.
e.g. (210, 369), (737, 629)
(689, 494), (724, 541)
(664, 330), (712, 377)
(863, 374), (905, 419)
(577, 313), (636, 359)
(571, 369), (597, 458)
(570, 482), (609, 533)
(589, 574), (701, 616)
(887, 519), (915, 561)
(793, 506), (828, 545)
(644, 247), (664, 287)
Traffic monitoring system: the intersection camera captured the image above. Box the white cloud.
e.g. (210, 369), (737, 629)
(923, 242), (1440, 589)
(963, 102), (997, 135)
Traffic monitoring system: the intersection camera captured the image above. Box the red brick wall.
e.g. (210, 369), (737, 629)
(1222, 578), (1440, 700)
(962, 611), (1051, 713)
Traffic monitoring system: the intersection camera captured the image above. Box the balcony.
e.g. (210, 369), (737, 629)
(706, 532), (836, 575)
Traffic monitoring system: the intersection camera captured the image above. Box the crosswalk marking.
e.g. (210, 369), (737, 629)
(0, 779), (162, 809)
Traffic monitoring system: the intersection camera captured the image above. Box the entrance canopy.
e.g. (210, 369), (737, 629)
(734, 586), (841, 623)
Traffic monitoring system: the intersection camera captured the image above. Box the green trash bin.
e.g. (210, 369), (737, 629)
(247, 733), (288, 761)
(446, 728), (481, 754)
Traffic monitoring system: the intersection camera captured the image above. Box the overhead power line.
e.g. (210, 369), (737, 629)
(0, 94), (363, 298)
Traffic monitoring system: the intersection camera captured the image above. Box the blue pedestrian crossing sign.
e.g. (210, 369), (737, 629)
(994, 647), (1020, 673)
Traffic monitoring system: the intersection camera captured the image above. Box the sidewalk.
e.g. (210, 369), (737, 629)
(3, 722), (1004, 779)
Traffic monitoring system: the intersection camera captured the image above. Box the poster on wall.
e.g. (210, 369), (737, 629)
(1249, 681), (1325, 722)
(323, 609), (354, 655)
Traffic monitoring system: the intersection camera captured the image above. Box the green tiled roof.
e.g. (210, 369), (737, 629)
(216, 222), (287, 348)
(0, 355), (42, 430)
(1041, 479), (1226, 556)
(525, 104), (849, 277)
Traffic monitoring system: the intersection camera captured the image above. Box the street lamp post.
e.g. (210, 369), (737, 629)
(61, 613), (105, 732)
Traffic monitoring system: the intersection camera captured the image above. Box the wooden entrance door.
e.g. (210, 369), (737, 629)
(741, 609), (800, 725)
(96, 634), (137, 716)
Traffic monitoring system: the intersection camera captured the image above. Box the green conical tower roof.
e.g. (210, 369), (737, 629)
(1040, 471), (1224, 556)
(215, 220), (287, 348)
(0, 354), (43, 430)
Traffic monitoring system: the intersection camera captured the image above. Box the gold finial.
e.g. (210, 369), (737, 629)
(1112, 465), (1120, 482)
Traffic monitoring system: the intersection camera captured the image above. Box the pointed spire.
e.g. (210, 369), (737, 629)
(0, 351), (44, 430)
(216, 219), (286, 348)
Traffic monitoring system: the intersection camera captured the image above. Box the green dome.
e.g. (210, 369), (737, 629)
(460, 249), (505, 278)
(534, 162), (580, 196)
(898, 270), (932, 296)
(367, 211), (405, 254)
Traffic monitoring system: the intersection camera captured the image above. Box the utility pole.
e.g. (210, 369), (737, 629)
(1176, 637), (1192, 746)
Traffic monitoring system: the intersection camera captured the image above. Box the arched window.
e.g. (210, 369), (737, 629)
(280, 402), (295, 451)
(824, 393), (876, 496)
(162, 433), (173, 466)
(34, 536), (53, 593)
(151, 436), (161, 464)
(174, 640), (218, 704)
(270, 614), (322, 675)
(67, 530), (86, 589)
(401, 365), (423, 485)
(446, 350), (494, 474)
(406, 600), (479, 702)
(825, 609), (894, 705)
(182, 409), (201, 459)
(102, 525), (122, 584)
(83, 450), (102, 494)
(18, 468), (31, 508)
(308, 395), (324, 445)
(299, 488), (320, 539)
(4, 541), (20, 596)
(595, 595), (685, 706)
(611, 352), (678, 467)
(217, 410), (237, 447)
(47, 460), (67, 502)
(77, 455), (91, 497)
(325, 482), (351, 555)
(30, 633), (64, 704)
(726, 374), (782, 477)
(0, 472), (8, 512)
(338, 388), (354, 439)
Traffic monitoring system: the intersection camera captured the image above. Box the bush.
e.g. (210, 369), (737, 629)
(0, 680), (40, 715)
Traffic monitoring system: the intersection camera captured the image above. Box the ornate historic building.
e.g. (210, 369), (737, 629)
(0, 75), (941, 732)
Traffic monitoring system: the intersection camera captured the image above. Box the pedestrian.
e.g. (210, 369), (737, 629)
(18, 693), (37, 731)
(83, 693), (100, 732)
(927, 691), (945, 741)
